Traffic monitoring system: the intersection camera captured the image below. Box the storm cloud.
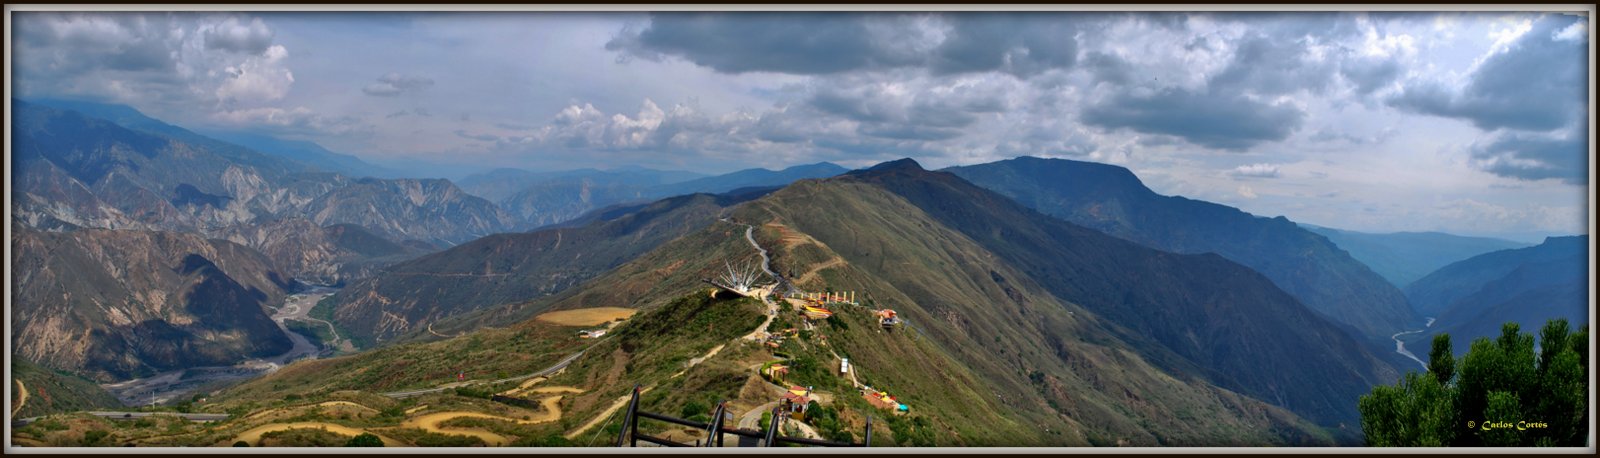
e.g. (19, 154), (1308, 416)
(1082, 88), (1306, 151)
(1390, 14), (1588, 132)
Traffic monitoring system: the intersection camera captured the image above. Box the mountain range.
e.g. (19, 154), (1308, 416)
(1404, 235), (1589, 354)
(1301, 225), (1531, 288)
(945, 156), (1419, 341)
(321, 159), (1399, 443)
(7, 99), (1583, 448)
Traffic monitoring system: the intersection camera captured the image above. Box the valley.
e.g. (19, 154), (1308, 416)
(100, 286), (345, 407)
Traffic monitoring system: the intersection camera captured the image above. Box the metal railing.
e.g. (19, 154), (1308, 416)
(613, 385), (871, 448)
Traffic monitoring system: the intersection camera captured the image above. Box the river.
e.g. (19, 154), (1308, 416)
(1391, 317), (1437, 371)
(101, 285), (342, 406)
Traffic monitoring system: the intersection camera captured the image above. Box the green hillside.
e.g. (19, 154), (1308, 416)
(11, 359), (124, 418)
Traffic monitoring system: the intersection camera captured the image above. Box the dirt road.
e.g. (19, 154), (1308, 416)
(13, 379), (29, 417)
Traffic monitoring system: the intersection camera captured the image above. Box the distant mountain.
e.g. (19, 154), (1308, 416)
(1301, 225), (1531, 288)
(457, 162), (845, 230)
(646, 162), (849, 197)
(12, 100), (516, 246)
(1405, 236), (1588, 351)
(323, 188), (772, 347)
(11, 225), (295, 381)
(213, 219), (431, 286)
(945, 156), (1417, 340)
(196, 129), (397, 179)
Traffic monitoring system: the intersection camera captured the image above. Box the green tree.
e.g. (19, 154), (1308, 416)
(345, 433), (384, 447)
(1360, 319), (1588, 447)
(1428, 334), (1455, 384)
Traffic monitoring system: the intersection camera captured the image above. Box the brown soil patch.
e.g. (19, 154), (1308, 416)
(534, 307), (637, 327)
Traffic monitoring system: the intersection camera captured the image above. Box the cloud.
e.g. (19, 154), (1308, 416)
(362, 72), (435, 97)
(214, 106), (365, 136)
(607, 13), (1087, 78)
(1081, 87), (1306, 151)
(928, 13), (1084, 77)
(214, 45), (294, 105)
(1467, 124), (1588, 185)
(201, 16), (274, 55)
(13, 12), (306, 125)
(1388, 14), (1588, 132)
(606, 13), (927, 75)
(1230, 163), (1282, 178)
(454, 129), (500, 142)
(1237, 185), (1259, 199)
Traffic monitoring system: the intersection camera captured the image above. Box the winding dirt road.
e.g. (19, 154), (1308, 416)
(13, 379), (29, 417)
(230, 421), (405, 447)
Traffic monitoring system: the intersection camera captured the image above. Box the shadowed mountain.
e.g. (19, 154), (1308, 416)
(945, 156), (1417, 340)
(1301, 225), (1531, 288)
(1405, 235), (1588, 354)
(11, 224), (295, 381)
(323, 188), (773, 347)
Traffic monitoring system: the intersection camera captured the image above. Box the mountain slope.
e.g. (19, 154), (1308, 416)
(12, 100), (516, 247)
(213, 219), (430, 286)
(1301, 225), (1531, 288)
(11, 225), (295, 381)
(1404, 236), (1588, 353)
(324, 189), (770, 347)
(475, 159), (1394, 442)
(945, 156), (1417, 340)
(11, 359), (125, 417)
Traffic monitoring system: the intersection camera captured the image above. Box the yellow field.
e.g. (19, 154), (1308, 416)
(534, 307), (636, 326)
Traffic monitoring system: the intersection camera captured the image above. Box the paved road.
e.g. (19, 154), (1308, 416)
(13, 411), (230, 427)
(381, 350), (586, 399)
(737, 400), (779, 430)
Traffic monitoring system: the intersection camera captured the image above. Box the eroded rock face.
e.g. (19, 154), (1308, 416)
(11, 226), (295, 381)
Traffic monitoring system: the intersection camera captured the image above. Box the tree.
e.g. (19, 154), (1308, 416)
(1428, 334), (1454, 384)
(345, 433), (384, 447)
(1360, 319), (1588, 447)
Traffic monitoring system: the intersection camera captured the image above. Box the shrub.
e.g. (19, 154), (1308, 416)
(345, 433), (384, 447)
(82, 429), (110, 446)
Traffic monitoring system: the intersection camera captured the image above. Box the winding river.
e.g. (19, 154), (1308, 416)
(101, 286), (342, 406)
(1390, 317), (1437, 371)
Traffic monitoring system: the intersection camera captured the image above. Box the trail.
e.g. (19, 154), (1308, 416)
(566, 387), (651, 440)
(426, 322), (455, 338)
(13, 379), (29, 417)
(793, 256), (846, 285)
(1392, 317), (1437, 371)
(230, 422), (405, 447)
(381, 350), (584, 399)
(672, 344), (727, 378)
(402, 405), (568, 446)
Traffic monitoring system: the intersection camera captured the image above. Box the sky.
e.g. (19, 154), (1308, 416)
(9, 10), (1592, 241)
